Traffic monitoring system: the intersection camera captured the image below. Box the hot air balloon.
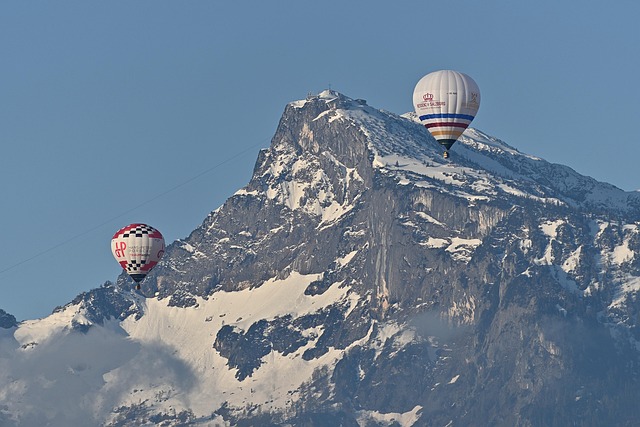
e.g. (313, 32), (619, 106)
(413, 70), (480, 158)
(111, 223), (165, 289)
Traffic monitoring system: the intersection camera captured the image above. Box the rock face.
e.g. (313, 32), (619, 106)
(4, 91), (640, 426)
(0, 309), (17, 329)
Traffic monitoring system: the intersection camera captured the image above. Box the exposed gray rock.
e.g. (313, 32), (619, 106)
(0, 309), (17, 329)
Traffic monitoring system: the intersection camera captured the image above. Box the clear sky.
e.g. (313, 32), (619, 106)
(2, 1), (639, 321)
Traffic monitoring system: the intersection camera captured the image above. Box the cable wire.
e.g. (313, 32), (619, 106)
(0, 138), (267, 276)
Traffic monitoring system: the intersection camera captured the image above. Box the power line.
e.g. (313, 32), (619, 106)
(0, 138), (267, 276)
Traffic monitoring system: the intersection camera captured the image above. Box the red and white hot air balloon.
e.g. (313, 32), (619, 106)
(111, 223), (165, 288)
(413, 70), (481, 158)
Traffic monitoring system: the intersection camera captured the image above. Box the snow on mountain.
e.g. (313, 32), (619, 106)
(2, 90), (640, 426)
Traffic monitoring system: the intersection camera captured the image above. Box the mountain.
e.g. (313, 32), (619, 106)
(0, 309), (17, 329)
(2, 90), (640, 426)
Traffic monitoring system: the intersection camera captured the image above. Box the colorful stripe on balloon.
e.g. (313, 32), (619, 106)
(427, 128), (466, 140)
(419, 113), (476, 121)
(419, 113), (474, 142)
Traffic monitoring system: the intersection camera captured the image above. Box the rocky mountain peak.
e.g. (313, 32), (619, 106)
(4, 91), (640, 426)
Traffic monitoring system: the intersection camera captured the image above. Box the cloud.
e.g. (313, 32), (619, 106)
(96, 340), (199, 417)
(0, 324), (197, 426)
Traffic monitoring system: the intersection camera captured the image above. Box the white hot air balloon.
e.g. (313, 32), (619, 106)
(111, 223), (165, 289)
(413, 70), (480, 158)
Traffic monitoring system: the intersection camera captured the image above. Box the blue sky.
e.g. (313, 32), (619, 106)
(1, 1), (639, 320)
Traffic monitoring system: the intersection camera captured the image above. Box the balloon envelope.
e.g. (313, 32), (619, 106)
(413, 70), (480, 151)
(111, 223), (165, 283)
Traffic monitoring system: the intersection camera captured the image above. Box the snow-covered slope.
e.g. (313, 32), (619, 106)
(2, 91), (640, 426)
